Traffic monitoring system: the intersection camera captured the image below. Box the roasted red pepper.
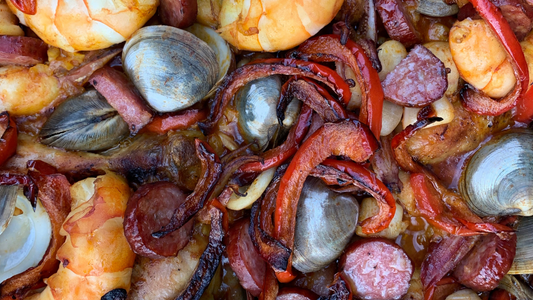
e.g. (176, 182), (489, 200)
(462, 0), (529, 115)
(199, 59), (351, 134)
(321, 159), (396, 234)
(294, 34), (384, 138)
(514, 85), (533, 123)
(274, 120), (378, 282)
(143, 109), (207, 134)
(410, 173), (513, 236)
(8, 0), (36, 15)
(239, 105), (313, 173)
(0, 111), (17, 167)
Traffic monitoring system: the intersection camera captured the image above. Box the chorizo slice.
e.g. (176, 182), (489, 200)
(375, 0), (422, 47)
(340, 238), (413, 300)
(124, 181), (194, 259)
(0, 36), (47, 66)
(159, 0), (197, 29)
(382, 45), (448, 107)
(454, 233), (517, 291)
(90, 66), (153, 134)
(227, 218), (266, 297)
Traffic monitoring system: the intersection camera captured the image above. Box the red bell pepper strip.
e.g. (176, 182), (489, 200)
(143, 109), (207, 134)
(514, 84), (533, 122)
(0, 112), (17, 167)
(274, 120), (378, 282)
(462, 0), (529, 115)
(8, 0), (36, 15)
(424, 277), (457, 300)
(295, 34), (384, 138)
(199, 59), (351, 134)
(321, 159), (396, 234)
(410, 173), (513, 236)
(300, 77), (350, 119)
(239, 105), (313, 173)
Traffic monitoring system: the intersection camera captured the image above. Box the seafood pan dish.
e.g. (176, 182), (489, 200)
(1, 0), (533, 299)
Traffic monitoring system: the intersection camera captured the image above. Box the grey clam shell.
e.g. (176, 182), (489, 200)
(509, 217), (533, 275)
(459, 129), (533, 217)
(236, 76), (282, 149)
(293, 178), (359, 273)
(122, 26), (218, 113)
(40, 89), (130, 151)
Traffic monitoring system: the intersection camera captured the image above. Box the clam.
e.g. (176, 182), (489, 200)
(293, 177), (359, 273)
(236, 76), (282, 149)
(0, 185), (17, 235)
(40, 89), (130, 151)
(509, 216), (533, 274)
(186, 23), (233, 99)
(123, 26), (219, 113)
(416, 0), (459, 17)
(498, 275), (533, 300)
(459, 129), (533, 217)
(0, 188), (51, 283)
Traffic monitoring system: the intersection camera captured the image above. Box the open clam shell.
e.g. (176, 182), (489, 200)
(40, 89), (130, 151)
(509, 217), (533, 275)
(186, 23), (232, 99)
(459, 129), (533, 217)
(123, 26), (218, 113)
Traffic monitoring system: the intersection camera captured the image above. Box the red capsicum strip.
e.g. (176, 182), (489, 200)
(321, 159), (396, 234)
(143, 109), (207, 134)
(462, 0), (529, 115)
(410, 173), (513, 236)
(295, 34), (384, 138)
(515, 85), (533, 122)
(8, 0), (36, 15)
(239, 105), (313, 173)
(199, 59), (351, 134)
(0, 111), (17, 167)
(274, 120), (378, 282)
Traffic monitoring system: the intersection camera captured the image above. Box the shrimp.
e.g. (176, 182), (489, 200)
(6, 0), (158, 52)
(26, 172), (136, 300)
(217, 0), (344, 51)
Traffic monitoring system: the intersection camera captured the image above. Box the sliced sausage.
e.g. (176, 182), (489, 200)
(382, 45), (448, 107)
(340, 238), (413, 300)
(454, 233), (517, 292)
(420, 235), (479, 289)
(90, 66), (153, 134)
(277, 287), (319, 300)
(375, 0), (422, 47)
(123, 181), (194, 259)
(226, 218), (266, 297)
(0, 36), (47, 66)
(159, 0), (198, 29)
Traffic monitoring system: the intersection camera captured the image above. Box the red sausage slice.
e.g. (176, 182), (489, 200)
(226, 218), (266, 297)
(382, 45), (448, 107)
(159, 0), (198, 29)
(454, 233), (517, 291)
(0, 36), (47, 66)
(341, 238), (413, 300)
(375, 0), (422, 47)
(124, 181), (194, 259)
(90, 66), (153, 134)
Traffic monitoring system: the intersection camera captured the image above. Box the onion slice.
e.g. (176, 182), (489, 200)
(227, 168), (276, 210)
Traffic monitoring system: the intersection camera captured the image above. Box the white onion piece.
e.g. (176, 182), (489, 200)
(227, 167), (276, 210)
(0, 190), (51, 283)
(381, 100), (403, 136)
(445, 289), (482, 300)
(402, 96), (455, 129)
(378, 40), (408, 81)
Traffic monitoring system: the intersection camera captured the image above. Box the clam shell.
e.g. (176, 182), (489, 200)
(416, 0), (459, 17)
(40, 89), (130, 151)
(498, 275), (533, 299)
(186, 23), (232, 99)
(293, 178), (359, 273)
(123, 26), (218, 113)
(459, 129), (533, 217)
(236, 76), (282, 149)
(0, 185), (17, 235)
(509, 217), (533, 274)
